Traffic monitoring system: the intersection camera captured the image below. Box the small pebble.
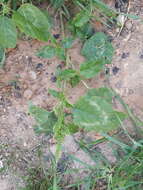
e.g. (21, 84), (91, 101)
(23, 89), (33, 99)
(53, 34), (60, 39)
(29, 71), (37, 80)
(14, 91), (22, 98)
(140, 54), (143, 59)
(115, 2), (120, 9)
(36, 63), (43, 70)
(50, 76), (57, 83)
(128, 89), (134, 95)
(125, 21), (133, 30)
(108, 36), (114, 42)
(121, 52), (129, 59)
(56, 64), (62, 69)
(112, 66), (120, 75)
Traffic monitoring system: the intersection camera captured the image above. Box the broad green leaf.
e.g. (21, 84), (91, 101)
(70, 75), (81, 87)
(69, 21), (94, 40)
(61, 37), (74, 49)
(72, 11), (91, 27)
(12, 4), (50, 41)
(57, 69), (77, 81)
(66, 123), (79, 134)
(0, 16), (17, 48)
(37, 45), (65, 60)
(48, 89), (72, 108)
(55, 47), (66, 61)
(37, 45), (56, 58)
(73, 95), (126, 132)
(80, 60), (104, 78)
(86, 87), (113, 103)
(29, 104), (57, 135)
(81, 32), (114, 64)
(48, 89), (64, 99)
(0, 47), (5, 68)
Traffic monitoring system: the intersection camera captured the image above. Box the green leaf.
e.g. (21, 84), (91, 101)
(29, 104), (57, 135)
(0, 47), (5, 68)
(61, 37), (74, 49)
(73, 95), (126, 132)
(55, 47), (66, 61)
(69, 21), (94, 40)
(0, 16), (17, 48)
(72, 11), (91, 27)
(81, 32), (114, 64)
(80, 60), (104, 78)
(86, 87), (113, 103)
(66, 123), (79, 134)
(48, 89), (64, 99)
(12, 3), (50, 41)
(70, 75), (81, 87)
(48, 89), (72, 108)
(57, 69), (77, 81)
(37, 45), (56, 58)
(121, 13), (140, 20)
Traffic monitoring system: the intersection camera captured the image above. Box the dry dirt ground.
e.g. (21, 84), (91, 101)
(0, 0), (143, 189)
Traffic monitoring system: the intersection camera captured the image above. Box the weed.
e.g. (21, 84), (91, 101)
(1, 0), (143, 189)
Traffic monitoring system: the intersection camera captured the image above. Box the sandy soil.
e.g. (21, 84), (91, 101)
(0, 0), (143, 189)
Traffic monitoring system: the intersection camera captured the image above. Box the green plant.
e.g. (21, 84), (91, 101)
(1, 0), (141, 189)
(25, 1), (127, 162)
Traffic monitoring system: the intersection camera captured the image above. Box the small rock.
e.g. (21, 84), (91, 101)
(128, 89), (134, 95)
(50, 76), (57, 83)
(29, 71), (37, 80)
(56, 64), (62, 69)
(125, 21), (133, 30)
(14, 91), (22, 99)
(36, 63), (43, 70)
(23, 89), (33, 99)
(121, 52), (129, 59)
(53, 34), (60, 39)
(139, 54), (143, 59)
(112, 66), (120, 75)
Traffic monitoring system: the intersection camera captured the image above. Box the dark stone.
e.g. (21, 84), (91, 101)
(112, 66), (120, 75)
(56, 64), (62, 69)
(108, 36), (114, 42)
(121, 52), (129, 59)
(140, 54), (143, 59)
(50, 76), (57, 82)
(14, 91), (22, 98)
(36, 63), (43, 70)
(10, 81), (20, 90)
(57, 154), (69, 173)
(53, 34), (60, 39)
